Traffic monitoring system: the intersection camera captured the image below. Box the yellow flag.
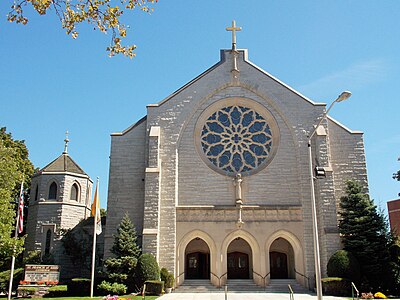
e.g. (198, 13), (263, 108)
(91, 180), (102, 235)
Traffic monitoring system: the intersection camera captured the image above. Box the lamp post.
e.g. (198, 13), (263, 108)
(308, 91), (351, 300)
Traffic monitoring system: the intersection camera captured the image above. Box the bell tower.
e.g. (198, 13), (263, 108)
(25, 133), (93, 263)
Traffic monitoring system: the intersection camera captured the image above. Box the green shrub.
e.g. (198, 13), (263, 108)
(160, 268), (168, 283)
(135, 253), (159, 289)
(68, 278), (91, 296)
(144, 280), (164, 295)
(327, 250), (361, 283)
(46, 285), (68, 297)
(0, 268), (24, 294)
(321, 277), (351, 296)
(98, 280), (127, 295)
(17, 286), (38, 297)
(160, 268), (174, 288)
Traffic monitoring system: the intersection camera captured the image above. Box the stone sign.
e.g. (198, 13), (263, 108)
(24, 265), (60, 283)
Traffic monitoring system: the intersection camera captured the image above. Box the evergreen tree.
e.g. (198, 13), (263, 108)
(102, 213), (141, 292)
(339, 180), (392, 291)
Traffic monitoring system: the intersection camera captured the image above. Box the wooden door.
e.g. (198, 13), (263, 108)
(186, 252), (210, 279)
(227, 252), (249, 279)
(270, 251), (288, 279)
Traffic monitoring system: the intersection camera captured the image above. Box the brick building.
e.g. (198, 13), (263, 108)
(388, 199), (400, 235)
(105, 43), (368, 289)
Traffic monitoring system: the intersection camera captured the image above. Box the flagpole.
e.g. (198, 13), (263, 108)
(8, 180), (24, 300)
(90, 177), (99, 298)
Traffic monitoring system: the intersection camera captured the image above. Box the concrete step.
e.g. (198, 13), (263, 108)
(225, 279), (265, 293)
(265, 279), (309, 293)
(176, 279), (221, 293)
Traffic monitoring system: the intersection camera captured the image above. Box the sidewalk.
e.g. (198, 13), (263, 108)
(158, 292), (349, 300)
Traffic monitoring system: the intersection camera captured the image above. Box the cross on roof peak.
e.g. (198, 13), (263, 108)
(226, 20), (242, 51)
(63, 130), (69, 154)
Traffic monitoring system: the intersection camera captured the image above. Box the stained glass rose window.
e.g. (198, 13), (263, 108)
(198, 101), (278, 176)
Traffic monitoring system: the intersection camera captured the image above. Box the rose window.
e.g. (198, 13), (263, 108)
(200, 105), (274, 175)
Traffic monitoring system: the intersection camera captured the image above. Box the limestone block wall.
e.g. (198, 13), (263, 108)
(328, 118), (368, 198)
(25, 172), (91, 262)
(105, 119), (147, 258)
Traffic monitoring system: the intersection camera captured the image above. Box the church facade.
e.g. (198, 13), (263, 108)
(105, 46), (368, 288)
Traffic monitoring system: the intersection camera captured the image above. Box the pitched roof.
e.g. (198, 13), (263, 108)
(39, 153), (87, 175)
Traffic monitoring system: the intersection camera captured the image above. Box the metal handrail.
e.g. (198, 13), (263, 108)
(294, 268), (310, 289)
(351, 282), (359, 300)
(252, 270), (269, 287)
(176, 271), (185, 286)
(288, 284), (294, 300)
(210, 271), (228, 288)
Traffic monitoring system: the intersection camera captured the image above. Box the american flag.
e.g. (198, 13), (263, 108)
(18, 181), (24, 234)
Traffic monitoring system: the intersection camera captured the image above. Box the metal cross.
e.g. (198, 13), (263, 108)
(63, 130), (69, 154)
(226, 20), (242, 50)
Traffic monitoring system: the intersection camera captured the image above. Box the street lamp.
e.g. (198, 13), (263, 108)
(308, 91), (351, 300)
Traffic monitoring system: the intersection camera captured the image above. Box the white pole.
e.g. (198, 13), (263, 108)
(8, 181), (24, 300)
(90, 178), (99, 298)
(308, 142), (323, 300)
(306, 92), (351, 300)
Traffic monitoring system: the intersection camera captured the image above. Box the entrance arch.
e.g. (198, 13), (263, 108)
(227, 238), (252, 279)
(265, 230), (305, 284)
(185, 238), (210, 279)
(177, 230), (217, 286)
(269, 238), (294, 279)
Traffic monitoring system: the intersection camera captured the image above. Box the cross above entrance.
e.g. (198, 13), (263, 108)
(226, 20), (242, 51)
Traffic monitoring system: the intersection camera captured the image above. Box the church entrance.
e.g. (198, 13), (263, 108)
(185, 238), (210, 279)
(269, 237), (295, 279)
(228, 252), (249, 279)
(227, 238), (252, 279)
(270, 251), (288, 279)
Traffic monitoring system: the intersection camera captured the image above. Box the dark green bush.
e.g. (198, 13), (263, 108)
(68, 278), (90, 296)
(46, 285), (68, 297)
(135, 253), (159, 289)
(160, 268), (174, 288)
(98, 280), (127, 295)
(321, 277), (351, 296)
(0, 268), (24, 294)
(144, 280), (164, 295)
(160, 268), (168, 283)
(327, 250), (360, 283)
(17, 286), (38, 297)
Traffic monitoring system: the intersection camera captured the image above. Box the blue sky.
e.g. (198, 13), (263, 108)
(1, 1), (399, 213)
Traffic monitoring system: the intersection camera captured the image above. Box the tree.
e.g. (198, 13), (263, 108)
(0, 128), (34, 271)
(102, 213), (141, 292)
(7, 0), (158, 58)
(339, 180), (393, 292)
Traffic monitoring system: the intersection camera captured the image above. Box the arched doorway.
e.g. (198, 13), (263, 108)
(185, 238), (210, 279)
(269, 238), (295, 279)
(227, 237), (252, 279)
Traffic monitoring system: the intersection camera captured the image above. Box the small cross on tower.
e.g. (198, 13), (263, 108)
(226, 20), (242, 51)
(63, 130), (69, 154)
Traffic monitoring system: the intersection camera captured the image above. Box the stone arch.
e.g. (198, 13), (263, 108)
(221, 230), (261, 284)
(176, 230), (217, 286)
(265, 230), (305, 285)
(70, 181), (81, 202)
(47, 179), (59, 200)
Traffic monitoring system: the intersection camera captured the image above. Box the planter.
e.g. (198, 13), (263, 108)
(165, 287), (172, 294)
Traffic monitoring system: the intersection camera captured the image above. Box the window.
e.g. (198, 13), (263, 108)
(45, 229), (52, 255)
(48, 182), (57, 200)
(34, 185), (38, 201)
(70, 183), (78, 201)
